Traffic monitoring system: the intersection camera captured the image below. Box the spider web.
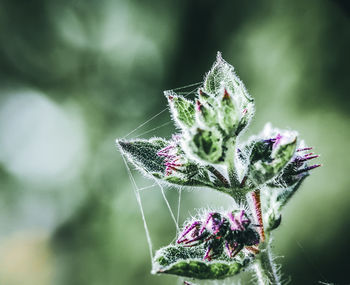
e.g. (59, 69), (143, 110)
(120, 81), (202, 263)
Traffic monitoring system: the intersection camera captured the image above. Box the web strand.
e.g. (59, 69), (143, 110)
(137, 184), (157, 192)
(169, 81), (202, 91)
(152, 177), (180, 233)
(121, 153), (154, 261)
(133, 121), (172, 138)
(123, 108), (168, 139)
(176, 189), (182, 233)
(296, 240), (328, 283)
(122, 82), (202, 139)
(120, 81), (203, 263)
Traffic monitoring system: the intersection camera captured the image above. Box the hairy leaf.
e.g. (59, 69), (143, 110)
(268, 144), (319, 190)
(166, 91), (196, 129)
(204, 52), (237, 96)
(264, 143), (319, 231)
(152, 245), (251, 280)
(117, 138), (167, 174)
(264, 175), (308, 232)
(203, 52), (254, 135)
(248, 137), (297, 185)
(117, 138), (225, 188)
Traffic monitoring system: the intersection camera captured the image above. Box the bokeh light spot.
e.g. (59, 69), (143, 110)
(0, 90), (87, 184)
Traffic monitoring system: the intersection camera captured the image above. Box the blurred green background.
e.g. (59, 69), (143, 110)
(0, 0), (349, 284)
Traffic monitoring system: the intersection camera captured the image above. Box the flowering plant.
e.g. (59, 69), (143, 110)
(117, 53), (320, 284)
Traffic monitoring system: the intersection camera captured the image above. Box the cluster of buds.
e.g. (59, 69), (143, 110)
(244, 123), (321, 189)
(165, 53), (254, 165)
(177, 210), (260, 261)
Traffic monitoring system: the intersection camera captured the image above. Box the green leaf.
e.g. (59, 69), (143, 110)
(248, 137), (297, 185)
(204, 52), (234, 95)
(152, 245), (251, 280)
(268, 145), (318, 190)
(203, 52), (253, 100)
(165, 91), (196, 129)
(264, 140), (320, 223)
(164, 163), (212, 187)
(275, 177), (307, 207)
(117, 138), (222, 188)
(117, 138), (167, 174)
(198, 89), (213, 104)
(264, 178), (306, 232)
(203, 52), (254, 135)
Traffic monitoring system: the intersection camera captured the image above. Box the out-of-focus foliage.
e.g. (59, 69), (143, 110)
(0, 0), (348, 284)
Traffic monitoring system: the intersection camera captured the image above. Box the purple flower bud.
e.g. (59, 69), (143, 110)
(177, 221), (203, 246)
(157, 135), (183, 176)
(225, 240), (241, 258)
(228, 210), (251, 231)
(271, 146), (321, 187)
(272, 133), (283, 149)
(201, 212), (225, 235)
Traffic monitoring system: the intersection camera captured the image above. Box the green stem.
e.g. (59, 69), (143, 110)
(227, 156), (239, 187)
(254, 242), (281, 285)
(225, 138), (240, 188)
(250, 189), (280, 284)
(224, 138), (280, 284)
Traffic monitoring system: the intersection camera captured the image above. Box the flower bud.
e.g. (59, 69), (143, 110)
(198, 88), (213, 104)
(248, 124), (298, 185)
(269, 143), (320, 188)
(177, 221), (204, 246)
(195, 99), (216, 128)
(217, 89), (239, 135)
(202, 212), (227, 235)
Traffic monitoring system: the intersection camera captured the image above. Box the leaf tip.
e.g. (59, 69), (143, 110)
(216, 51), (223, 62)
(115, 139), (130, 155)
(115, 138), (125, 147)
(164, 90), (176, 100)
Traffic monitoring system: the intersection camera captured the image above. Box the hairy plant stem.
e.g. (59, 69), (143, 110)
(254, 241), (281, 285)
(225, 143), (280, 284)
(251, 190), (280, 285)
(228, 189), (279, 284)
(226, 139), (241, 190)
(227, 188), (280, 284)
